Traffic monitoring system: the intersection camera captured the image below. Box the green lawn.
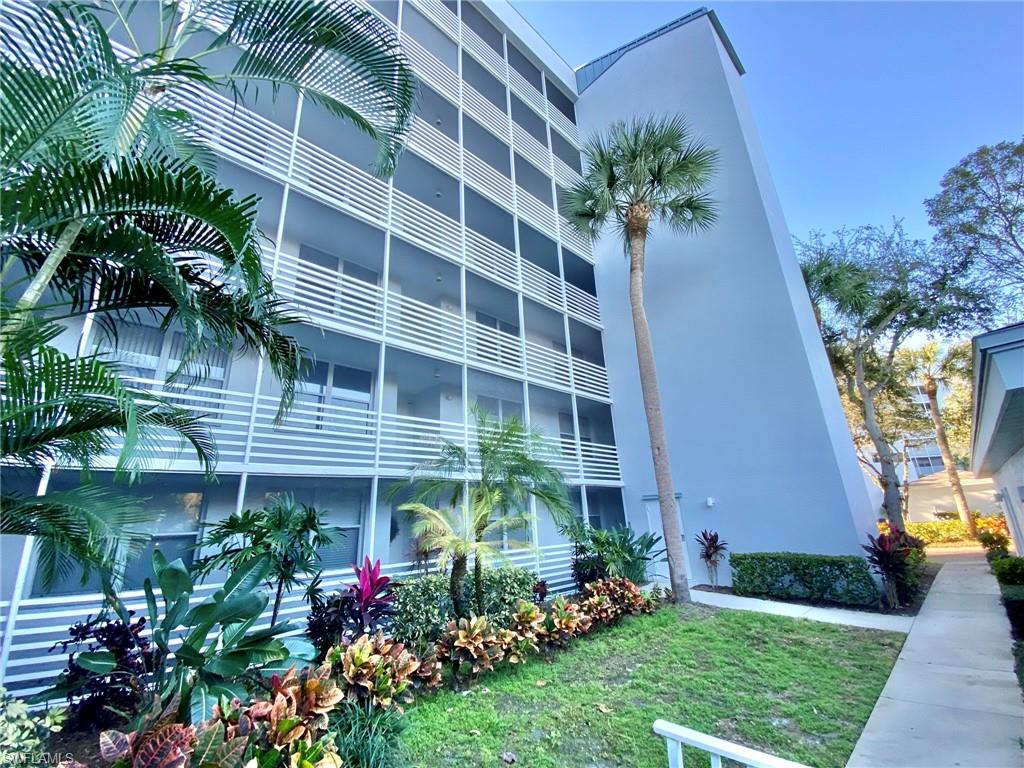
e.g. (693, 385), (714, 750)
(400, 605), (903, 768)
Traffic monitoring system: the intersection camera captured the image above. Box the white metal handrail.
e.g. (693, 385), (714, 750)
(377, 411), (466, 471)
(520, 258), (564, 310)
(248, 396), (377, 468)
(465, 228), (519, 290)
(559, 214), (595, 260)
(516, 187), (558, 233)
(553, 154), (584, 188)
(407, 0), (459, 40)
(408, 116), (461, 177)
(524, 339), (572, 390)
(390, 187), (462, 261)
(291, 136), (390, 226)
(466, 321), (524, 374)
(579, 441), (622, 482)
(653, 720), (810, 768)
(462, 83), (511, 140)
(463, 149), (515, 212)
(548, 108), (581, 148)
(274, 251), (385, 338)
(508, 67), (547, 117)
(401, 34), (460, 102)
(572, 356), (610, 400)
(512, 123), (551, 175)
(385, 290), (464, 359)
(461, 24), (506, 80)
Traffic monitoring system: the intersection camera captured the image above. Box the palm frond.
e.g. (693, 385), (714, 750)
(200, 0), (415, 176)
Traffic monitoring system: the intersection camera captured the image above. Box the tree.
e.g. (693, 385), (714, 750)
(562, 116), (717, 602)
(0, 303), (216, 590)
(899, 341), (977, 537)
(398, 405), (570, 617)
(926, 138), (1024, 319)
(799, 223), (991, 530)
(193, 494), (341, 624)
(401, 488), (531, 619)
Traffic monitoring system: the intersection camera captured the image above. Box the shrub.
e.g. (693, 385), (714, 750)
(565, 522), (664, 590)
(329, 632), (420, 712)
(863, 532), (926, 608)
(504, 599), (544, 663)
(992, 557), (1024, 586)
(45, 611), (154, 732)
(987, 547), (1011, 563)
(438, 616), (504, 688)
(532, 580), (549, 603)
(730, 552), (879, 607)
(979, 531), (1011, 552)
(1000, 584), (1024, 640)
(695, 530), (729, 587)
(580, 577), (647, 624)
(391, 566), (534, 645)
(881, 514), (1010, 544)
(308, 558), (395, 655)
(539, 595), (592, 651)
(0, 687), (64, 759)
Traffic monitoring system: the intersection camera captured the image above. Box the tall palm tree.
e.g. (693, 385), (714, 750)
(397, 405), (570, 616)
(562, 116), (718, 602)
(401, 487), (531, 618)
(900, 341), (977, 537)
(0, 303), (217, 590)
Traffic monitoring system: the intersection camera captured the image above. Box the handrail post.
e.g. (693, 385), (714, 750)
(666, 738), (684, 768)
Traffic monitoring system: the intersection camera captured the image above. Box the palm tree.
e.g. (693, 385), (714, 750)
(401, 487), (532, 618)
(562, 116), (718, 602)
(1, 0), (415, 404)
(193, 493), (342, 624)
(398, 405), (570, 616)
(0, 303), (217, 590)
(900, 341), (977, 538)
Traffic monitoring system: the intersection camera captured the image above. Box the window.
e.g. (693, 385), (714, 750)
(476, 395), (522, 421)
(475, 311), (519, 367)
(95, 322), (230, 391)
(558, 412), (575, 443)
(294, 360), (374, 431)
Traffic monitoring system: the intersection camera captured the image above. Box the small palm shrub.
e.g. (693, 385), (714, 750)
(437, 616), (504, 688)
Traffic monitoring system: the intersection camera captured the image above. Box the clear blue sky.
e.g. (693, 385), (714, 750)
(511, 1), (1024, 242)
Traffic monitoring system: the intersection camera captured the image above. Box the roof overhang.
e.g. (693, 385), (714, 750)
(971, 322), (1024, 476)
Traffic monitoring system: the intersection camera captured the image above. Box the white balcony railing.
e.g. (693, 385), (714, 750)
(512, 122), (551, 174)
(559, 214), (594, 259)
(580, 441), (622, 482)
(549, 108), (580, 147)
(572, 357), (611, 400)
(401, 33), (460, 102)
(377, 411), (466, 471)
(274, 251), (384, 338)
(520, 259), (564, 310)
(408, 116), (461, 177)
(463, 149), (515, 211)
(461, 24), (506, 80)
(654, 720), (810, 768)
(385, 291), (464, 360)
(516, 187), (558, 234)
(465, 228), (519, 290)
(249, 396), (377, 469)
(462, 83), (511, 140)
(407, 0), (459, 40)
(565, 282), (601, 327)
(466, 321), (524, 375)
(390, 188), (462, 261)
(524, 340), (572, 390)
(508, 67), (547, 117)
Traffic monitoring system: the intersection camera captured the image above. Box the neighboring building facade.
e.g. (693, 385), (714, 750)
(971, 323), (1024, 553)
(0, 1), (876, 689)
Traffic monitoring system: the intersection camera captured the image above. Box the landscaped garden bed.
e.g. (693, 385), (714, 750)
(400, 604), (904, 768)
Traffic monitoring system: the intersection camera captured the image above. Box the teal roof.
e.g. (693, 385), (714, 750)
(575, 7), (744, 93)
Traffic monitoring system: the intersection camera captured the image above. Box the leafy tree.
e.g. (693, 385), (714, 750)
(401, 488), (531, 619)
(0, 303), (216, 591)
(397, 405), (570, 617)
(799, 223), (990, 529)
(925, 138), (1024, 319)
(899, 341), (976, 536)
(562, 115), (717, 602)
(192, 494), (342, 624)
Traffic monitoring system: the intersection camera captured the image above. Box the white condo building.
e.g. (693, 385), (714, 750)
(0, 1), (877, 692)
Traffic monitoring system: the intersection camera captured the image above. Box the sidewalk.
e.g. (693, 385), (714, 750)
(691, 590), (914, 632)
(847, 553), (1024, 767)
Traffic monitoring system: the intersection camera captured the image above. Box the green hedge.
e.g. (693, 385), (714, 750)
(899, 515), (1008, 544)
(391, 566), (535, 645)
(993, 557), (1024, 587)
(730, 552), (879, 608)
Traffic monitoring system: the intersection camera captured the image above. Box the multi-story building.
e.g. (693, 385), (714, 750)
(0, 1), (877, 691)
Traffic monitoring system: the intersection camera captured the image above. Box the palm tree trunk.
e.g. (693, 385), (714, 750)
(925, 381), (976, 538)
(473, 552), (485, 616)
(626, 215), (690, 603)
(450, 554), (469, 619)
(855, 354), (905, 531)
(272, 578), (285, 625)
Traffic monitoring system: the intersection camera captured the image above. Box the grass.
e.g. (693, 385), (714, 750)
(400, 605), (903, 768)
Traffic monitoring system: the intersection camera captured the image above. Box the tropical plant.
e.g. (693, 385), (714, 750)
(99, 550), (314, 723)
(400, 490), (531, 620)
(506, 599), (544, 663)
(979, 531), (1011, 552)
(0, 687), (65, 758)
(43, 611), (154, 732)
(328, 632), (420, 712)
(247, 663), (344, 750)
(799, 223), (991, 529)
(398, 405), (570, 616)
(862, 531), (926, 608)
(899, 341), (977, 536)
(0, 305), (216, 591)
(539, 595), (592, 652)
(563, 520), (664, 589)
(329, 701), (407, 768)
(563, 115), (719, 602)
(532, 580), (549, 603)
(694, 529), (729, 587)
(437, 616), (504, 689)
(193, 494), (341, 624)
(307, 558), (395, 655)
(582, 577), (647, 620)
(993, 557), (1024, 587)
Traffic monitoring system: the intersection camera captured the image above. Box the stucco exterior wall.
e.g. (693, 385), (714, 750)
(574, 14), (877, 585)
(994, 447), (1024, 555)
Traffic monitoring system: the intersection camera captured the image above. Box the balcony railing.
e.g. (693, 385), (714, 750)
(249, 396), (377, 469)
(572, 356), (611, 400)
(461, 24), (506, 81)
(385, 290), (464, 360)
(520, 259), (564, 311)
(401, 33), (460, 102)
(466, 321), (524, 375)
(525, 340), (572, 390)
(406, 0), (459, 40)
(408, 116), (461, 177)
(274, 251), (385, 338)
(565, 282), (602, 327)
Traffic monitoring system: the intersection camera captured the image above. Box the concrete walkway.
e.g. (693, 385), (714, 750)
(692, 590), (914, 632)
(848, 553), (1024, 768)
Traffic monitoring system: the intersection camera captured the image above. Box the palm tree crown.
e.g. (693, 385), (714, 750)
(562, 115), (718, 244)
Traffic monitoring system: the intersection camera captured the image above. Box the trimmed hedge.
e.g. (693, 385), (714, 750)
(882, 515), (1010, 545)
(993, 556), (1024, 587)
(731, 552), (879, 607)
(391, 566), (535, 645)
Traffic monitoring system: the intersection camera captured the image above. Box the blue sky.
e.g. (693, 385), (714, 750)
(511, 1), (1024, 242)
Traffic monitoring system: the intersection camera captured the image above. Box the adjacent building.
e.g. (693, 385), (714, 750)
(970, 323), (1024, 552)
(0, 1), (877, 692)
